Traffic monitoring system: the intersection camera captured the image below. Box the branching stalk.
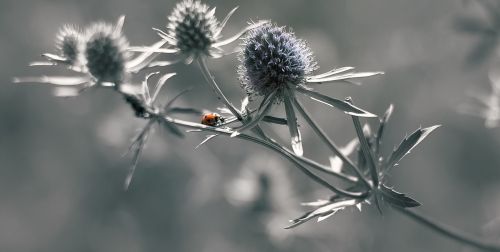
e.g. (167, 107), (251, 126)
(152, 113), (367, 199)
(293, 97), (372, 189)
(197, 57), (243, 120)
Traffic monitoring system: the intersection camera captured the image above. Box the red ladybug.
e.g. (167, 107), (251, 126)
(201, 113), (225, 126)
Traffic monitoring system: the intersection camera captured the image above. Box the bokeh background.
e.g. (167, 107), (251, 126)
(2, 0), (500, 251)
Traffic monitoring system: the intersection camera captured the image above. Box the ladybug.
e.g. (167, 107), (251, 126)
(201, 113), (225, 126)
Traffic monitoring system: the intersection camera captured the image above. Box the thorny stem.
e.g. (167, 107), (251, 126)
(292, 97), (373, 189)
(197, 57), (243, 120)
(394, 207), (500, 251)
(153, 113), (367, 198)
(347, 97), (379, 187)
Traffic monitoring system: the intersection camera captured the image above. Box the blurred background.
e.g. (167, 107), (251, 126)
(2, 0), (500, 251)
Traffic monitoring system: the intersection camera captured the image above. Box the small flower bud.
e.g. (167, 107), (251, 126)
(55, 25), (82, 65)
(167, 0), (219, 56)
(84, 23), (130, 85)
(238, 25), (317, 99)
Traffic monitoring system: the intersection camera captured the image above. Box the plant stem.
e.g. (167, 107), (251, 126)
(197, 57), (242, 120)
(394, 207), (500, 251)
(195, 58), (361, 189)
(154, 113), (368, 199)
(292, 97), (373, 189)
(347, 97), (379, 187)
(263, 135), (360, 183)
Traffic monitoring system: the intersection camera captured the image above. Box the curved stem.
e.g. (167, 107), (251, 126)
(394, 207), (500, 251)
(155, 114), (368, 199)
(293, 97), (373, 189)
(261, 133), (360, 183)
(348, 98), (379, 187)
(197, 57), (243, 120)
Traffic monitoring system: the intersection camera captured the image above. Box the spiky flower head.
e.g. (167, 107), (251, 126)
(167, 0), (219, 57)
(84, 22), (130, 85)
(238, 24), (317, 100)
(55, 25), (82, 65)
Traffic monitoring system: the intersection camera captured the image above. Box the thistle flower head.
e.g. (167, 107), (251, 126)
(238, 24), (317, 99)
(167, 0), (219, 57)
(84, 22), (130, 85)
(55, 25), (82, 65)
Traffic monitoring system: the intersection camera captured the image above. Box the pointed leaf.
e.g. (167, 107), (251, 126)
(13, 76), (90, 86)
(262, 115), (288, 125)
(285, 199), (358, 229)
(195, 134), (218, 149)
(379, 184), (421, 208)
(213, 20), (270, 47)
(231, 90), (276, 137)
(215, 6), (239, 37)
(306, 71), (384, 83)
(159, 120), (184, 138)
(307, 66), (355, 80)
(284, 89), (303, 156)
(375, 104), (394, 152)
(298, 88), (377, 117)
(386, 125), (440, 169)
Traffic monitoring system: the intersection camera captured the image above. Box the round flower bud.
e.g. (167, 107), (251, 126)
(167, 0), (219, 56)
(84, 23), (130, 85)
(238, 25), (317, 99)
(55, 25), (82, 65)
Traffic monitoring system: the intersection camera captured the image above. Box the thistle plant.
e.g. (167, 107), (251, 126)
(14, 0), (500, 251)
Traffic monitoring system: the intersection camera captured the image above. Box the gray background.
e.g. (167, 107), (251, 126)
(1, 0), (500, 251)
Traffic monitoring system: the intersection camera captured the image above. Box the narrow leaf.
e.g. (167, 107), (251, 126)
(262, 115), (288, 125)
(307, 66), (355, 80)
(306, 71), (384, 83)
(231, 90), (276, 137)
(379, 184), (421, 208)
(386, 125), (440, 169)
(284, 89), (303, 156)
(375, 104), (394, 153)
(215, 6), (239, 37)
(298, 88), (377, 117)
(159, 120), (184, 138)
(13, 76), (90, 86)
(285, 199), (358, 229)
(195, 134), (218, 149)
(212, 20), (270, 47)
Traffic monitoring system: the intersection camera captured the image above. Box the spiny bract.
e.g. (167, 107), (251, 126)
(238, 24), (317, 99)
(167, 0), (219, 56)
(84, 23), (130, 85)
